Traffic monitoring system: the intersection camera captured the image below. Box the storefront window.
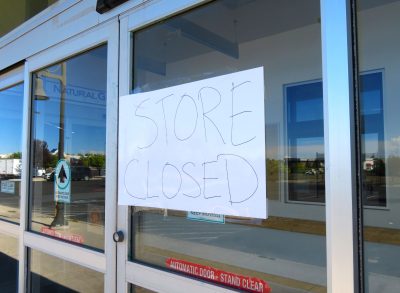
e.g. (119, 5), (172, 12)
(29, 249), (103, 292)
(130, 0), (326, 292)
(30, 45), (107, 251)
(0, 234), (18, 292)
(357, 0), (400, 292)
(0, 83), (23, 224)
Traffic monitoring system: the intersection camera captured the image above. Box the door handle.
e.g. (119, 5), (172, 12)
(113, 231), (124, 243)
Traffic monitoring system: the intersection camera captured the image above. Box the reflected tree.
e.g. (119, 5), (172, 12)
(80, 153), (105, 176)
(8, 152), (21, 159)
(32, 139), (54, 169)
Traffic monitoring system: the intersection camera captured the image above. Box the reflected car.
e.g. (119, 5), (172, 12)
(71, 166), (92, 181)
(305, 169), (316, 175)
(45, 166), (92, 181)
(44, 171), (54, 181)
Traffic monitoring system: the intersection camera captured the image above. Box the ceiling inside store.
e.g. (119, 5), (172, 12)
(134, 0), (400, 68)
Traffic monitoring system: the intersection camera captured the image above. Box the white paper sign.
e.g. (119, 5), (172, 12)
(118, 67), (267, 219)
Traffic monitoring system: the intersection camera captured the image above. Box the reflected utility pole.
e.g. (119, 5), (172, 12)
(35, 62), (68, 227)
(51, 62), (68, 227)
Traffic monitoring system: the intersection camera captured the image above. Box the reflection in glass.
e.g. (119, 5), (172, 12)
(30, 249), (103, 292)
(30, 45), (107, 250)
(360, 72), (386, 207)
(131, 0), (327, 292)
(286, 81), (325, 203)
(284, 73), (384, 205)
(357, 1), (400, 292)
(0, 234), (18, 292)
(0, 83), (24, 224)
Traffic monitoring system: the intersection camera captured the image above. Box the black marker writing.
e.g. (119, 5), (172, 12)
(135, 99), (158, 149)
(202, 159), (221, 199)
(182, 162), (201, 198)
(162, 162), (182, 199)
(231, 81), (256, 146)
(124, 155), (259, 205)
(198, 87), (226, 144)
(156, 94), (174, 145)
(217, 153), (259, 204)
(124, 159), (146, 200)
(146, 160), (158, 198)
(174, 94), (198, 141)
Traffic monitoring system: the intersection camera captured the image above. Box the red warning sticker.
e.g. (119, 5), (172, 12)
(41, 227), (84, 244)
(166, 258), (271, 293)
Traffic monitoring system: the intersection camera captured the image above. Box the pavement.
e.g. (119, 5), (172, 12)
(133, 211), (400, 292)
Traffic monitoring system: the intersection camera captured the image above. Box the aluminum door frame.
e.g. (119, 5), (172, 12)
(117, 0), (359, 292)
(321, 1), (358, 292)
(0, 65), (24, 274)
(21, 19), (119, 293)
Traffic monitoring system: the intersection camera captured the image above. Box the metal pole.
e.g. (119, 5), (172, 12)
(58, 62), (66, 161)
(51, 62), (67, 227)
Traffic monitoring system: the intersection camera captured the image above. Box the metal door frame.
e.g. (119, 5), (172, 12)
(116, 0), (358, 292)
(20, 18), (119, 293)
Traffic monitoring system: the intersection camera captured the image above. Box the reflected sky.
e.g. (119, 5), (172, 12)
(0, 83), (24, 155)
(286, 81), (324, 160)
(32, 45), (107, 155)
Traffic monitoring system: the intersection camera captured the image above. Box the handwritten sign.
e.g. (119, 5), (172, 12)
(118, 67), (267, 218)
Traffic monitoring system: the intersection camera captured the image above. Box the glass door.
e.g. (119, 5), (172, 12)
(118, 0), (329, 292)
(0, 65), (24, 293)
(23, 19), (119, 293)
(356, 1), (400, 292)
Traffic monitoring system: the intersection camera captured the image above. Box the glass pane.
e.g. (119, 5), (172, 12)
(0, 0), (58, 37)
(286, 81), (324, 203)
(30, 45), (107, 251)
(0, 234), (18, 292)
(130, 1), (326, 292)
(357, 1), (400, 292)
(359, 72), (386, 207)
(30, 249), (103, 292)
(0, 83), (24, 224)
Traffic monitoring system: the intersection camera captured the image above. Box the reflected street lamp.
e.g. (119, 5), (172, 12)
(34, 62), (68, 227)
(33, 76), (49, 101)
